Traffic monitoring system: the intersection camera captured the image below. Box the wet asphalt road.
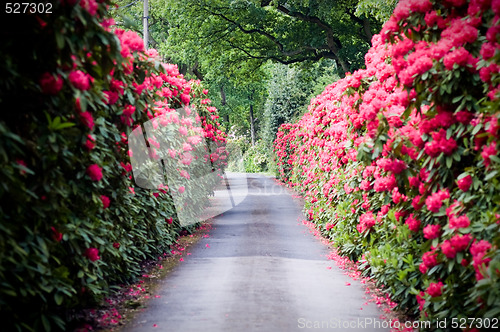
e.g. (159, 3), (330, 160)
(123, 173), (390, 332)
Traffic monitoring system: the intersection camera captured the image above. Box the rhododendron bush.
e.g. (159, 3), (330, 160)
(0, 1), (225, 330)
(275, 0), (500, 325)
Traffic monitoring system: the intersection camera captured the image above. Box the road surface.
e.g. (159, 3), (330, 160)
(123, 173), (390, 332)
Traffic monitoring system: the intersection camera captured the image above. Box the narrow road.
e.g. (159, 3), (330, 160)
(123, 174), (390, 332)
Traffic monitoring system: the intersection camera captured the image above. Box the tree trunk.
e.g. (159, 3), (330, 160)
(220, 85), (226, 106)
(178, 64), (186, 75)
(363, 18), (373, 44)
(190, 62), (204, 80)
(249, 104), (256, 146)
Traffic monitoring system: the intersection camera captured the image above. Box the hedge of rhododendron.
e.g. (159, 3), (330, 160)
(0, 1), (225, 330)
(275, 0), (500, 326)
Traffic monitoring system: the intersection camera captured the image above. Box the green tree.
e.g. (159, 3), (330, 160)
(355, 0), (398, 23)
(261, 61), (339, 147)
(163, 0), (381, 76)
(112, 0), (171, 50)
(261, 64), (306, 147)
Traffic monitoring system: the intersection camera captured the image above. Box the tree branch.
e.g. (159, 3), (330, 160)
(344, 8), (373, 44)
(274, 4), (349, 73)
(203, 9), (285, 52)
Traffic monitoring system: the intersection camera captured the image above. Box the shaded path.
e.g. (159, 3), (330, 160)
(123, 174), (390, 332)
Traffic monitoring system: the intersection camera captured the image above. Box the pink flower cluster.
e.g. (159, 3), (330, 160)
(84, 248), (100, 262)
(470, 240), (492, 280)
(426, 281), (444, 297)
(69, 70), (92, 91)
(420, 250), (438, 273)
(357, 212), (376, 233)
(273, 0), (500, 320)
(441, 234), (472, 258)
(425, 189), (449, 213)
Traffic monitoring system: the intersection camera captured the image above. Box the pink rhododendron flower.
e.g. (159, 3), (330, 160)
(423, 251), (439, 268)
(423, 224), (440, 240)
(69, 70), (92, 91)
(426, 282), (444, 297)
(450, 234), (472, 252)
(40, 72), (63, 95)
(180, 152), (193, 165)
(470, 239), (492, 280)
(51, 226), (63, 242)
(416, 291), (425, 311)
(412, 195), (424, 210)
(101, 195), (110, 209)
(86, 164), (103, 181)
(424, 129), (457, 157)
(187, 136), (202, 145)
(425, 189), (449, 213)
(443, 47), (471, 70)
(449, 214), (470, 229)
(178, 186), (185, 194)
(457, 175), (472, 191)
(392, 187), (406, 204)
(85, 248), (100, 262)
(120, 30), (145, 52)
(357, 212), (376, 233)
(441, 240), (457, 258)
(373, 174), (397, 192)
(408, 0), (433, 13)
(481, 42), (496, 59)
(481, 142), (497, 168)
(16, 159), (27, 175)
(80, 111), (95, 130)
(424, 11), (444, 27)
(120, 162), (132, 173)
(146, 48), (160, 59)
(362, 166), (376, 178)
(180, 94), (190, 105)
(101, 18), (115, 31)
(84, 138), (95, 150)
(79, 0), (98, 15)
(455, 110), (474, 124)
(179, 126), (188, 136)
(123, 105), (136, 117)
(405, 214), (421, 232)
(408, 176), (420, 187)
(377, 158), (407, 174)
(360, 180), (372, 191)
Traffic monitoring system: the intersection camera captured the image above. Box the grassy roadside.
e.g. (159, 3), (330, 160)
(72, 222), (214, 332)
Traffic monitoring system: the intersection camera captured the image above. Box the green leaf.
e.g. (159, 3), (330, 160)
(452, 95), (463, 104)
(41, 315), (51, 331)
(471, 123), (482, 136)
(446, 157), (452, 169)
(54, 292), (63, 306)
(484, 170), (498, 181)
(55, 33), (64, 50)
(54, 122), (76, 130)
(490, 155), (500, 164)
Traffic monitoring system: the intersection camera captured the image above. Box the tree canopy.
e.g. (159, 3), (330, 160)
(110, 0), (392, 153)
(162, 0), (382, 76)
